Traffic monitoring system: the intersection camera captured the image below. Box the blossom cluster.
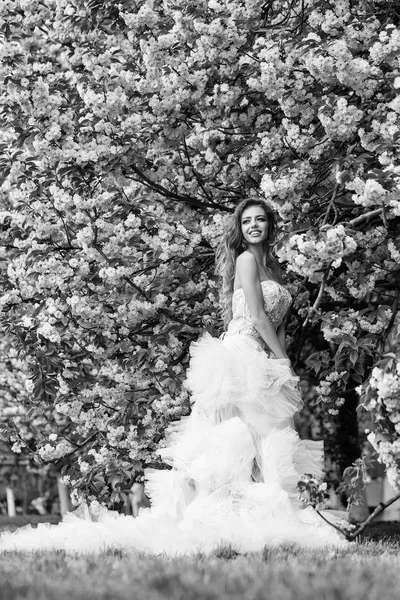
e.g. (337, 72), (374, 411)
(367, 432), (400, 491)
(297, 474), (328, 510)
(362, 362), (400, 416)
(359, 357), (400, 490)
(315, 371), (346, 416)
(277, 225), (357, 282)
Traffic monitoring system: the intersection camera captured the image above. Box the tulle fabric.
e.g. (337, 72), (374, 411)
(0, 332), (346, 554)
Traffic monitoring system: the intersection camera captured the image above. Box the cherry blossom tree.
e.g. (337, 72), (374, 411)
(0, 0), (399, 507)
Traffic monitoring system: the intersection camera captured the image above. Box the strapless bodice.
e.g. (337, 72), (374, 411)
(226, 280), (291, 344)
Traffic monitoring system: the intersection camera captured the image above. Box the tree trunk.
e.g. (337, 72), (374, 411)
(338, 386), (369, 522)
(57, 475), (71, 516)
(337, 387), (360, 473)
(6, 487), (16, 517)
(21, 472), (29, 514)
(379, 476), (400, 521)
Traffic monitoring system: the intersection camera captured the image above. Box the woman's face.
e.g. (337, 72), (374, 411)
(240, 205), (269, 246)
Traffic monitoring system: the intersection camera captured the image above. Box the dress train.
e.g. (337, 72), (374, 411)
(0, 334), (345, 555)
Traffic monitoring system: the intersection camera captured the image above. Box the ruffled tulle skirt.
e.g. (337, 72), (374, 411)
(0, 333), (345, 554)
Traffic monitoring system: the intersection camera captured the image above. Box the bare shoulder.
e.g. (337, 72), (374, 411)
(236, 251), (257, 268)
(235, 252), (259, 282)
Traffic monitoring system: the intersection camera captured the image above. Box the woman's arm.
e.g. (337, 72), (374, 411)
(236, 253), (289, 360)
(277, 323), (286, 349)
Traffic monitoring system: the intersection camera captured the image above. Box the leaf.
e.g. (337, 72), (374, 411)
(0, 425), (12, 441)
(349, 350), (358, 365)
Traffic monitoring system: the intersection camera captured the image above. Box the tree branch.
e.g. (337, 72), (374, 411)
(322, 183), (339, 226)
(379, 287), (400, 352)
(182, 138), (214, 203)
(316, 491), (400, 541)
(348, 491), (400, 540)
(347, 208), (384, 228)
(92, 244), (150, 301)
(303, 270), (329, 328)
(123, 163), (231, 212)
(315, 509), (347, 536)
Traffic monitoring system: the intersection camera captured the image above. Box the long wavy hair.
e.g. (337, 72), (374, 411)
(215, 199), (279, 327)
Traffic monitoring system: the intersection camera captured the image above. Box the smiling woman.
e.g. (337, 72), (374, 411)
(0, 199), (345, 554)
(241, 206), (269, 243)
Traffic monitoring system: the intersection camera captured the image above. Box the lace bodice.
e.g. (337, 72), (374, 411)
(226, 280), (291, 342)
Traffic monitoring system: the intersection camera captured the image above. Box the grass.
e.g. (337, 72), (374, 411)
(0, 518), (399, 600)
(1, 539), (400, 600)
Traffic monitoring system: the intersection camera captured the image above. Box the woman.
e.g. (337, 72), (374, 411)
(0, 199), (344, 554)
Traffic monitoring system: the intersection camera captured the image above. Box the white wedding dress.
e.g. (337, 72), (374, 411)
(0, 281), (345, 554)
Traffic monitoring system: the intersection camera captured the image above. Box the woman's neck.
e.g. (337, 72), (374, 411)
(245, 247), (278, 281)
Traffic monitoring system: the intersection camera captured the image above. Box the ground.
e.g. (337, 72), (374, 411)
(1, 541), (399, 600)
(0, 519), (399, 600)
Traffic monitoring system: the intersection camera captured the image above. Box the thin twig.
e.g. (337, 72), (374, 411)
(322, 183), (339, 226)
(315, 510), (347, 536)
(92, 244), (150, 301)
(183, 138), (213, 203)
(303, 271), (329, 328)
(39, 433), (99, 465)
